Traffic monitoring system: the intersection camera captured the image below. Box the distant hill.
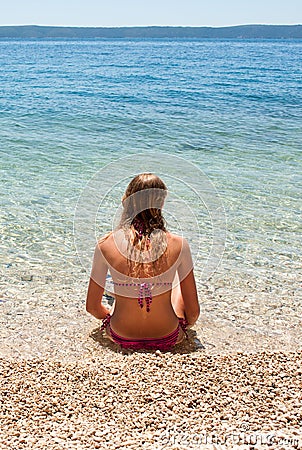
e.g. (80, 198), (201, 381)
(0, 24), (301, 39)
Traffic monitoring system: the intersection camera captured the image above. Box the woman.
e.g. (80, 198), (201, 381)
(86, 173), (200, 350)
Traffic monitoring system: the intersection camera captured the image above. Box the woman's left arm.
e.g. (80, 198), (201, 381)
(86, 242), (111, 320)
(86, 277), (111, 320)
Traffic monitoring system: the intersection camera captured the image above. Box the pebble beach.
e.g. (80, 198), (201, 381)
(1, 266), (301, 449)
(1, 350), (301, 450)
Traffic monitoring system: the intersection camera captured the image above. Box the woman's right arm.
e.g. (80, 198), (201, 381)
(179, 269), (200, 326)
(177, 238), (200, 326)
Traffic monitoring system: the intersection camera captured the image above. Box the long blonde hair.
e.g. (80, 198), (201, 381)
(119, 173), (168, 277)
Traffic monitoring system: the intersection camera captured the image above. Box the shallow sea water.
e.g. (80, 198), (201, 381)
(0, 39), (301, 358)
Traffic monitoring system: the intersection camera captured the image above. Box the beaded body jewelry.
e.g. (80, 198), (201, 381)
(112, 281), (172, 312)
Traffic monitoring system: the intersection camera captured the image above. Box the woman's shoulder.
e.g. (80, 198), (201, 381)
(166, 232), (189, 247)
(167, 233), (194, 275)
(166, 233), (192, 262)
(97, 232), (114, 249)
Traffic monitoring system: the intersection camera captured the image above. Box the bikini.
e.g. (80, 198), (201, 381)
(100, 281), (189, 350)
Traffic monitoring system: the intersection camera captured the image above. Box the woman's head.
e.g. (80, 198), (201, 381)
(121, 173), (167, 236)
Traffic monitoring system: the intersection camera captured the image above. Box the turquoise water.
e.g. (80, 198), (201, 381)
(0, 40), (301, 338)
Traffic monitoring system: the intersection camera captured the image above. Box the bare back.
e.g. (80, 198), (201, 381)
(89, 230), (198, 338)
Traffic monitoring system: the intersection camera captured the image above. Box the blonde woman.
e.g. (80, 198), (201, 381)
(86, 173), (199, 350)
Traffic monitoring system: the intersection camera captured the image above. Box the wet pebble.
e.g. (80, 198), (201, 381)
(21, 274), (33, 282)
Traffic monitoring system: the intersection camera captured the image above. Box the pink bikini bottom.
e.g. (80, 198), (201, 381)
(100, 314), (189, 351)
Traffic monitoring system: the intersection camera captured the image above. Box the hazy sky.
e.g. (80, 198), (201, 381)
(1, 0), (301, 27)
